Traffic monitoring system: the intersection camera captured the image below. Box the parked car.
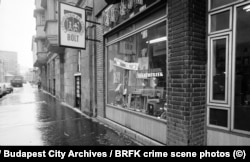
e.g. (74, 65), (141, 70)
(0, 83), (7, 97)
(0, 86), (3, 98)
(4, 83), (13, 94)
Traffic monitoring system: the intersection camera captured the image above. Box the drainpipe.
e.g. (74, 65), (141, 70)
(93, 1), (98, 118)
(93, 24), (97, 118)
(89, 9), (98, 117)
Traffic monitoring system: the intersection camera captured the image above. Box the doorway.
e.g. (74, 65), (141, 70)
(53, 79), (56, 96)
(75, 75), (81, 109)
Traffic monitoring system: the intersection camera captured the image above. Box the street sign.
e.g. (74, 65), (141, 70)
(59, 2), (86, 49)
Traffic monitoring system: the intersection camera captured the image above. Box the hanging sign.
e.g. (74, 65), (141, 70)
(59, 2), (86, 49)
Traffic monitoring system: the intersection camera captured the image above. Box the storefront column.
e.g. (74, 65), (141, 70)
(167, 0), (207, 145)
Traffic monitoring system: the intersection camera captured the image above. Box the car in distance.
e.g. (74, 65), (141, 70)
(11, 76), (23, 87)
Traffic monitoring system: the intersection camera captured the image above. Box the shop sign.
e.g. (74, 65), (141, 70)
(137, 72), (163, 78)
(59, 2), (86, 49)
(113, 58), (139, 70)
(137, 68), (163, 79)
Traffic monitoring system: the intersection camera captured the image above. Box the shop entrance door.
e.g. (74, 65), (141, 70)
(75, 76), (81, 109)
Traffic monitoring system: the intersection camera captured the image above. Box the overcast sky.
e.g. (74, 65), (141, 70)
(0, 0), (36, 68)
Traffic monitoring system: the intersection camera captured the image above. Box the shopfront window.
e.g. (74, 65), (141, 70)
(107, 21), (167, 119)
(234, 4), (250, 132)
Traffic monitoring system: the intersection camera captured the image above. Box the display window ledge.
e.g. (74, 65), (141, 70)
(106, 104), (168, 124)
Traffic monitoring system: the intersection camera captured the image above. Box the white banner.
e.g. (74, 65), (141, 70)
(113, 58), (139, 71)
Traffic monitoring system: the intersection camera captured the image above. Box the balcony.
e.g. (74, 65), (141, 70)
(44, 20), (64, 53)
(35, 0), (43, 9)
(34, 52), (47, 67)
(35, 26), (46, 40)
(34, 39), (47, 67)
(33, 5), (44, 19)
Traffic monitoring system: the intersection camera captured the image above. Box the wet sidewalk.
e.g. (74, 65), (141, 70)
(0, 83), (139, 146)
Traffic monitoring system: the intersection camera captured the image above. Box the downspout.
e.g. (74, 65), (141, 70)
(92, 0), (98, 117)
(93, 23), (97, 117)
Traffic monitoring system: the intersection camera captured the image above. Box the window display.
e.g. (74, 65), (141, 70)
(107, 21), (167, 119)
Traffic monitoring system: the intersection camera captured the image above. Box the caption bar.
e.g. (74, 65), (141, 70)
(0, 149), (247, 160)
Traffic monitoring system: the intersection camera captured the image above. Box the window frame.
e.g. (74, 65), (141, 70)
(207, 106), (230, 130)
(207, 32), (232, 107)
(208, 7), (232, 35)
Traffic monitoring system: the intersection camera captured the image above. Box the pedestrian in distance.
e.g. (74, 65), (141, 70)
(37, 80), (41, 90)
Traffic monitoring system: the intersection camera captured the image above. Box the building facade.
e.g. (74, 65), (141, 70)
(0, 50), (18, 77)
(0, 59), (4, 82)
(32, 36), (40, 84)
(33, 0), (250, 145)
(33, 0), (95, 115)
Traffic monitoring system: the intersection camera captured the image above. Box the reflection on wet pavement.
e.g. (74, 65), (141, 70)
(0, 83), (138, 146)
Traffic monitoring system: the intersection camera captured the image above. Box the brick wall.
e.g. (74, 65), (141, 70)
(167, 0), (207, 145)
